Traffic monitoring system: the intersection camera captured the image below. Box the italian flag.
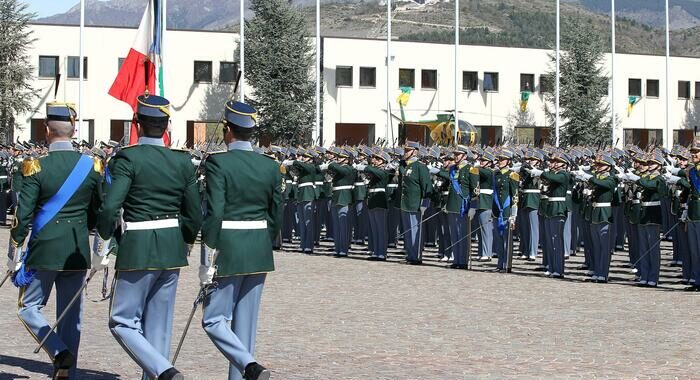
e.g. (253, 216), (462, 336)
(108, 0), (170, 146)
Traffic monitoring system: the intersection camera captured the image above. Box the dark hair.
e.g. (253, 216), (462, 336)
(138, 116), (168, 138)
(225, 122), (254, 141)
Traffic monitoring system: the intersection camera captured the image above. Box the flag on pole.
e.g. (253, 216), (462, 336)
(108, 0), (169, 146)
(396, 86), (411, 121)
(627, 96), (640, 116)
(519, 91), (531, 112)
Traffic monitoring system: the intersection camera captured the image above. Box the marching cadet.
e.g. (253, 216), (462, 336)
(321, 148), (336, 242)
(283, 149), (317, 254)
(432, 151), (454, 262)
(665, 148), (692, 284)
(97, 94), (202, 380)
(683, 143), (700, 291)
(518, 150), (543, 261)
(355, 150), (390, 260)
(386, 148), (402, 248)
(321, 148), (356, 257)
(8, 102), (103, 380)
(399, 141), (432, 265)
(437, 145), (472, 269)
(621, 151), (645, 278)
(491, 150), (519, 272)
(472, 150), (496, 262)
(199, 101), (281, 380)
(313, 148), (329, 246)
(352, 148), (369, 245)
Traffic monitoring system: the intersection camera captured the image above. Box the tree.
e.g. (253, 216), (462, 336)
(0, 0), (36, 144)
(245, 0), (315, 145)
(544, 17), (611, 147)
(506, 102), (537, 143)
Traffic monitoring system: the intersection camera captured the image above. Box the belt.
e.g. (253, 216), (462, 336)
(298, 182), (315, 188)
(642, 201), (661, 207)
(285, 180), (293, 184)
(523, 189), (540, 193)
(631, 200), (640, 204)
(292, 182), (298, 185)
(221, 220), (268, 229)
(480, 189), (494, 195)
(540, 195), (549, 200)
(354, 182), (366, 187)
(333, 185), (353, 191)
(566, 190), (572, 195)
(368, 188), (385, 193)
(442, 191), (449, 195)
(387, 184), (399, 188)
(0, 176), (7, 179)
(548, 197), (566, 202)
(314, 181), (324, 186)
(592, 202), (611, 208)
(125, 218), (179, 231)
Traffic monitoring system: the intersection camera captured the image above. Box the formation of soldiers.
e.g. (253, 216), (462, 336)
(274, 140), (700, 289)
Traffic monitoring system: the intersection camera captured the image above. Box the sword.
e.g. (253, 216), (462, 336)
(506, 221), (515, 273)
(631, 221), (680, 270)
(0, 270), (12, 288)
(396, 208), (441, 239)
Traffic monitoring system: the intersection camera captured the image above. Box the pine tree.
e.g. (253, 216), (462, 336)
(544, 17), (611, 147)
(245, 0), (315, 145)
(0, 0), (36, 144)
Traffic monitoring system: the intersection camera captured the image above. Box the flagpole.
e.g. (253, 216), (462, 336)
(611, 0), (616, 147)
(240, 0), (245, 101)
(454, 0), (459, 144)
(161, 0), (166, 97)
(78, 0), (84, 140)
(386, 0), (391, 143)
(555, 0), (560, 147)
(665, 0), (670, 148)
(315, 0), (320, 145)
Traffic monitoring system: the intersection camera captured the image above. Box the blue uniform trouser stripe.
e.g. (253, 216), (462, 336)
(109, 269), (179, 379)
(590, 223), (611, 280)
(519, 208), (538, 258)
(18, 270), (85, 379)
(368, 208), (388, 257)
(540, 214), (549, 268)
(202, 274), (266, 380)
(677, 222), (691, 280)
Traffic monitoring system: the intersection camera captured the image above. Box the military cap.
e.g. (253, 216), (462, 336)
(550, 151), (570, 165)
(675, 148), (691, 160)
(594, 152), (615, 167)
(137, 94), (170, 119)
(496, 149), (514, 160)
(13, 143), (26, 151)
(316, 146), (327, 155)
(405, 140), (421, 150)
(646, 151), (664, 166)
(392, 147), (405, 156)
(480, 150), (495, 162)
(46, 101), (77, 123)
(372, 150), (390, 162)
(223, 101), (257, 128)
(106, 140), (120, 148)
(270, 145), (283, 154)
(689, 142), (700, 153)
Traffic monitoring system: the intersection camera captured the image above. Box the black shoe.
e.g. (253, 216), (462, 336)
(367, 256), (386, 261)
(684, 285), (699, 292)
(244, 362), (271, 380)
(406, 260), (422, 265)
(52, 350), (75, 380)
(576, 265), (589, 270)
(448, 264), (467, 269)
(158, 368), (184, 380)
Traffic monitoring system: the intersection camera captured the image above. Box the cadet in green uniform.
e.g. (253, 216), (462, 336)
(199, 101), (280, 380)
(437, 145), (473, 269)
(399, 141), (432, 265)
(684, 143), (700, 291)
(491, 150), (519, 272)
(283, 149), (318, 254)
(518, 150), (543, 260)
(9, 102), (103, 380)
(536, 152), (570, 278)
(97, 95), (202, 380)
(357, 151), (390, 260)
(472, 150), (496, 261)
(321, 148), (356, 257)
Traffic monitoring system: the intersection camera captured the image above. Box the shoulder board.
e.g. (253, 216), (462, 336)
(469, 167), (479, 175)
(21, 157), (41, 176)
(649, 174), (658, 179)
(92, 156), (104, 175)
(510, 172), (520, 181)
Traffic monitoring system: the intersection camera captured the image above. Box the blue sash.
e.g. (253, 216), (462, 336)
(493, 172), (511, 236)
(450, 167), (469, 217)
(13, 155), (94, 287)
(690, 168), (700, 194)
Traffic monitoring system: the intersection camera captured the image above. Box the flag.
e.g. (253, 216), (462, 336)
(520, 91), (531, 112)
(108, 0), (169, 146)
(627, 96), (641, 116)
(396, 86), (412, 107)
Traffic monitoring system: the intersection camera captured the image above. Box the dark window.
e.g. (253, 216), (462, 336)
(462, 71), (478, 91)
(194, 61), (213, 83)
(67, 56), (87, 79)
(220, 62), (237, 83)
(695, 82), (700, 99)
(421, 69), (437, 90)
(520, 73), (534, 92)
(118, 57), (125, 71)
(336, 66), (353, 87)
(539, 74), (553, 94)
(39, 55), (59, 78)
(628, 78), (642, 97)
(399, 68), (415, 89)
(484, 72), (499, 92)
(359, 67), (376, 87)
(679, 81), (691, 99)
(646, 79), (659, 98)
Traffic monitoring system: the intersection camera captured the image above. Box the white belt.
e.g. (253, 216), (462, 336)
(285, 180), (293, 184)
(298, 182), (315, 188)
(222, 220), (268, 229)
(291, 182), (298, 185)
(125, 218), (179, 231)
(333, 185), (353, 191)
(314, 181), (324, 186)
(566, 190), (572, 195)
(442, 191), (449, 195)
(642, 201), (661, 207)
(0, 176), (7, 179)
(592, 202), (611, 208)
(631, 200), (640, 204)
(523, 189), (540, 193)
(548, 197), (566, 202)
(369, 188), (386, 193)
(480, 189), (494, 195)
(540, 195), (549, 200)
(387, 184), (399, 188)
(354, 182), (366, 187)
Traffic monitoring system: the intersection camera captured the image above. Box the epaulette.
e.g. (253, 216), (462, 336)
(92, 156), (104, 175)
(510, 172), (520, 181)
(280, 165), (287, 175)
(21, 157), (41, 176)
(469, 167), (479, 175)
(649, 174), (658, 179)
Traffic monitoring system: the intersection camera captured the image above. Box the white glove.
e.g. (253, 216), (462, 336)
(429, 167), (440, 174)
(282, 160), (294, 167)
(667, 166), (681, 175)
(580, 172), (593, 181)
(668, 156), (677, 166)
(528, 168), (543, 177)
(473, 162), (481, 168)
(198, 265), (216, 286)
(509, 164), (522, 173)
(319, 163), (330, 171)
(91, 237), (112, 270)
(616, 172), (627, 181)
(467, 208), (476, 220)
(354, 164), (367, 171)
(664, 172), (680, 184)
(91, 252), (110, 271)
(681, 209), (689, 222)
(508, 215), (517, 227)
(627, 172), (640, 181)
(580, 165), (591, 171)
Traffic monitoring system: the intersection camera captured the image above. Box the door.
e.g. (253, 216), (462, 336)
(335, 123), (375, 146)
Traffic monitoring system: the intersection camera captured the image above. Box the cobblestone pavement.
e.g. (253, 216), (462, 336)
(0, 226), (698, 380)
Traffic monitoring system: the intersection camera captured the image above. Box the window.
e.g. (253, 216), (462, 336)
(646, 79), (659, 98)
(421, 69), (437, 90)
(484, 72), (499, 92)
(220, 62), (237, 83)
(399, 68), (415, 89)
(335, 66), (353, 87)
(520, 74), (534, 92)
(194, 61), (213, 83)
(67, 56), (87, 79)
(118, 57), (126, 71)
(462, 71), (478, 91)
(628, 78), (642, 97)
(39, 56), (59, 78)
(540, 74), (553, 94)
(678, 81), (691, 99)
(359, 67), (376, 88)
(695, 82), (700, 99)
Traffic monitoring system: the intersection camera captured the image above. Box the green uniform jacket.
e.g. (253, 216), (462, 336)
(0, 165), (9, 191)
(282, 171), (294, 201)
(97, 145), (202, 271)
(353, 170), (367, 202)
(363, 166), (389, 209)
(623, 181), (642, 225)
(387, 169), (400, 207)
(11, 159), (23, 193)
(540, 170), (570, 217)
(328, 163), (355, 206)
(437, 164), (472, 214)
(473, 167), (495, 211)
(670, 168), (689, 216)
(519, 170), (541, 210)
(399, 160), (431, 212)
(587, 173), (616, 224)
(492, 169), (519, 219)
(202, 149), (282, 276)
(11, 151), (103, 271)
(637, 174), (667, 225)
(292, 161), (317, 202)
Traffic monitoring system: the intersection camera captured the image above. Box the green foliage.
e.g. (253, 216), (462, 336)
(0, 0), (36, 144)
(245, 0), (315, 145)
(544, 17), (611, 147)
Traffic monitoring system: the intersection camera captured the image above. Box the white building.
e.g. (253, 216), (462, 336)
(17, 24), (700, 149)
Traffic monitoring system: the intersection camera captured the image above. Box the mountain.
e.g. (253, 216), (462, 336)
(34, 0), (700, 57)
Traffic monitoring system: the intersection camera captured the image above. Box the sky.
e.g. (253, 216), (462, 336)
(25, 0), (78, 18)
